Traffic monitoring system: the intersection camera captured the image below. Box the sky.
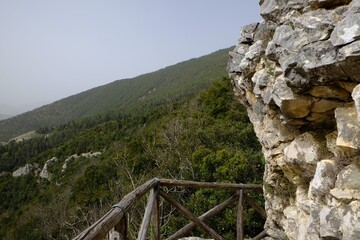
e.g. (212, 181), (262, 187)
(0, 0), (261, 114)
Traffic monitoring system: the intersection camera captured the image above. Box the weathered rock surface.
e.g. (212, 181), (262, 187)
(39, 157), (58, 180)
(229, 0), (360, 238)
(61, 151), (101, 172)
(12, 163), (39, 177)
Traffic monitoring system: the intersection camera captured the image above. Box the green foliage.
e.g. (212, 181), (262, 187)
(0, 76), (264, 239)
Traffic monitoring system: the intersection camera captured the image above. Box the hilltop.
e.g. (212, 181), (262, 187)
(0, 47), (231, 142)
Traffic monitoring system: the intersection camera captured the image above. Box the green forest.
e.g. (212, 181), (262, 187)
(0, 48), (231, 142)
(0, 77), (264, 239)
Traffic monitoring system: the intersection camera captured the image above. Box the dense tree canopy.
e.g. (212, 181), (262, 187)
(0, 77), (264, 239)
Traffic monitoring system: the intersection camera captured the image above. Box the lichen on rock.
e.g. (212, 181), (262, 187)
(228, 0), (360, 238)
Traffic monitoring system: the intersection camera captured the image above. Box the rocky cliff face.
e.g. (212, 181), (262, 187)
(228, 0), (360, 239)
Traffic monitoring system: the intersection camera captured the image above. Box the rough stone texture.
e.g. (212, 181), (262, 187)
(335, 106), (360, 149)
(61, 152), (101, 172)
(310, 160), (338, 196)
(12, 163), (39, 177)
(39, 157), (59, 180)
(228, 0), (360, 238)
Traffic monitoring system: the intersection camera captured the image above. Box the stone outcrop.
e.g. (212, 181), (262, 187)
(61, 152), (101, 172)
(12, 163), (39, 177)
(229, 0), (360, 239)
(39, 157), (59, 180)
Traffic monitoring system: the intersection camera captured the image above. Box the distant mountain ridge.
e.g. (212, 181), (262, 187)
(0, 114), (12, 121)
(0, 47), (232, 141)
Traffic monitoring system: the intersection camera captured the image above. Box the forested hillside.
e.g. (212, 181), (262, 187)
(0, 77), (264, 239)
(0, 47), (231, 142)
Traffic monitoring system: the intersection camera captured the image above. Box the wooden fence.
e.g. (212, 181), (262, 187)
(73, 178), (267, 240)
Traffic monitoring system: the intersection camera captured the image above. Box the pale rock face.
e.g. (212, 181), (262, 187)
(228, 0), (360, 238)
(331, 13), (360, 46)
(283, 133), (321, 184)
(12, 163), (39, 177)
(352, 84), (360, 122)
(310, 160), (337, 196)
(39, 157), (59, 180)
(335, 107), (360, 149)
(319, 206), (343, 239)
(342, 201), (360, 240)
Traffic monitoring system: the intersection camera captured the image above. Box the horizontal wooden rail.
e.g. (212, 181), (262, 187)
(73, 178), (160, 240)
(73, 178), (266, 240)
(159, 179), (263, 190)
(168, 193), (239, 240)
(159, 189), (223, 240)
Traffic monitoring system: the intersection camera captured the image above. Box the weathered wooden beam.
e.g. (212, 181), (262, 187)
(252, 229), (267, 240)
(160, 179), (262, 190)
(237, 189), (244, 240)
(168, 193), (239, 240)
(151, 185), (160, 240)
(73, 178), (160, 240)
(244, 195), (266, 219)
(116, 217), (127, 240)
(159, 189), (223, 240)
(137, 189), (156, 240)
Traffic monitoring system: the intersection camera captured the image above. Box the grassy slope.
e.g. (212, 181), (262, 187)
(0, 47), (231, 142)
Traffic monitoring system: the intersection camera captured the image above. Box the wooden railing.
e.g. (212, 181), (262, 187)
(73, 178), (267, 240)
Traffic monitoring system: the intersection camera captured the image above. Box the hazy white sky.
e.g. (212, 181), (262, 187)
(0, 0), (261, 111)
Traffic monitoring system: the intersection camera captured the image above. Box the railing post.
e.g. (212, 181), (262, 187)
(137, 188), (158, 240)
(237, 188), (244, 240)
(115, 216), (127, 240)
(151, 185), (160, 240)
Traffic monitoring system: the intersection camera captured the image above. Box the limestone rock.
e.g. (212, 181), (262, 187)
(283, 133), (321, 183)
(319, 206), (343, 239)
(306, 111), (335, 124)
(61, 152), (101, 172)
(335, 164), (360, 190)
(228, 0), (360, 238)
(272, 77), (313, 118)
(310, 160), (337, 196)
(342, 200), (360, 240)
(239, 40), (264, 78)
(335, 107), (360, 149)
(293, 9), (338, 43)
(309, 0), (352, 10)
(282, 205), (299, 239)
(336, 81), (358, 93)
(308, 86), (350, 100)
(228, 44), (250, 73)
(352, 84), (360, 122)
(272, 24), (309, 51)
(311, 99), (344, 113)
(330, 13), (360, 47)
(239, 23), (259, 43)
(39, 157), (59, 180)
(12, 163), (39, 177)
